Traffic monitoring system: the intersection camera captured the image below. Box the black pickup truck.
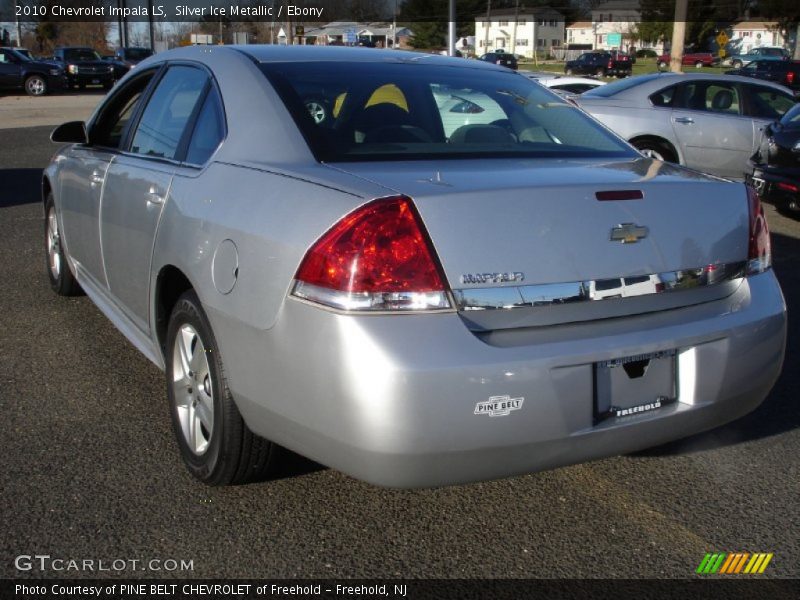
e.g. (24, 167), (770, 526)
(52, 47), (115, 90)
(565, 51), (632, 77)
(0, 47), (67, 96)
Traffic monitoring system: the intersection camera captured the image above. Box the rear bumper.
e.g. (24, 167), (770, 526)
(210, 271), (786, 488)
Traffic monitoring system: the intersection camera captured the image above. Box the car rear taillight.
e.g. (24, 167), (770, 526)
(746, 185), (771, 275)
(292, 196), (451, 311)
(607, 60), (613, 68)
(786, 71), (795, 85)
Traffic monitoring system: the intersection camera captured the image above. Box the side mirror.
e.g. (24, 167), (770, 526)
(51, 121), (88, 144)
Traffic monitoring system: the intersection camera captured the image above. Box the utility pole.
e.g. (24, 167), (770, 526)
(148, 0), (155, 51)
(510, 0), (519, 58)
(448, 0), (456, 56)
(484, 0), (491, 53)
(794, 23), (800, 60)
(669, 0), (688, 73)
(14, 0), (22, 47)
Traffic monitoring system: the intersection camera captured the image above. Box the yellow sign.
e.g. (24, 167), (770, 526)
(295, 26), (304, 36)
(716, 31), (729, 47)
(718, 48), (726, 58)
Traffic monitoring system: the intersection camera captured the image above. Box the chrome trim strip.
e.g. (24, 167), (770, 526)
(453, 261), (747, 311)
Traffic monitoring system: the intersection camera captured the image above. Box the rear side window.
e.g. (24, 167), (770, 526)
(649, 85), (677, 107)
(678, 82), (741, 115)
(745, 85), (795, 120)
(90, 70), (157, 148)
(185, 89), (225, 165)
(130, 65), (208, 160)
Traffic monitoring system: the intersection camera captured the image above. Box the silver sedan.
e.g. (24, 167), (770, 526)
(44, 46), (786, 488)
(576, 72), (797, 179)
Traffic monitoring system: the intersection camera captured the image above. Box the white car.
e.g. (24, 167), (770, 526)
(523, 72), (606, 95)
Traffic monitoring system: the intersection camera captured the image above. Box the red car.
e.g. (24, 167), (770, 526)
(658, 52), (719, 68)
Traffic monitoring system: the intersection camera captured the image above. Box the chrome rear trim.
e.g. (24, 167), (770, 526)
(453, 261), (747, 311)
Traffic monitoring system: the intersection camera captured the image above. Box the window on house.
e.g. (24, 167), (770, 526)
(552, 39), (559, 47)
(517, 39), (529, 46)
(537, 39), (545, 47)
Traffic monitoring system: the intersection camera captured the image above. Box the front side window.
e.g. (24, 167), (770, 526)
(261, 61), (635, 163)
(130, 65), (208, 160)
(90, 70), (157, 148)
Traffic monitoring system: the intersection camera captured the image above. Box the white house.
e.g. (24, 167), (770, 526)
(475, 7), (565, 59)
(591, 0), (664, 53)
(730, 21), (785, 53)
(565, 21), (593, 47)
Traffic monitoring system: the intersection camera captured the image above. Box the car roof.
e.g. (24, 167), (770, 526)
(585, 71), (793, 97)
(233, 45), (504, 72)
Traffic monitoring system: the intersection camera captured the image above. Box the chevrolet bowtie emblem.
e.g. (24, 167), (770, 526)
(610, 223), (649, 244)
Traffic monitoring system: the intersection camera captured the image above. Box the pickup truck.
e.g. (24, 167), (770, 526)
(657, 52), (719, 68)
(565, 51), (632, 77)
(727, 46), (789, 68)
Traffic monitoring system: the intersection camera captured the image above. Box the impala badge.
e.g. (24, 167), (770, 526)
(610, 223), (649, 244)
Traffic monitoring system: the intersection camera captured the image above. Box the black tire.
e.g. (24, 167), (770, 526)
(166, 290), (276, 486)
(694, 61), (703, 69)
(24, 74), (47, 97)
(658, 61), (667, 69)
(565, 67), (573, 75)
(631, 138), (678, 163)
(45, 193), (83, 296)
(732, 60), (743, 69)
(596, 68), (605, 77)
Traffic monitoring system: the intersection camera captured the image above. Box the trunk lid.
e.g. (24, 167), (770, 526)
(326, 158), (750, 329)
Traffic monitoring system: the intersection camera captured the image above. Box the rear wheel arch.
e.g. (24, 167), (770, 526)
(42, 176), (52, 212)
(629, 135), (680, 164)
(155, 265), (194, 355)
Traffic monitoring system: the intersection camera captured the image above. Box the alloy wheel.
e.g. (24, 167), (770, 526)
(172, 324), (215, 455)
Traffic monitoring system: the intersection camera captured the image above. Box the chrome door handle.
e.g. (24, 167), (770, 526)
(146, 186), (164, 206)
(674, 117), (694, 124)
(90, 170), (104, 187)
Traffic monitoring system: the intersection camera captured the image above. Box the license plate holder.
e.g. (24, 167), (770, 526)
(91, 78), (100, 84)
(594, 350), (677, 423)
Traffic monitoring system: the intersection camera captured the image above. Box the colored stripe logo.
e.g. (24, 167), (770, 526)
(696, 552), (773, 574)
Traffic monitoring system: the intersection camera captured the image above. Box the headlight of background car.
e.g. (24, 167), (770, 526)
(67, 65), (77, 74)
(107, 66), (114, 73)
(49, 68), (62, 76)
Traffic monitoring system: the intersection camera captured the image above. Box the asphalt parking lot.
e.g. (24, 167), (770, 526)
(1, 97), (798, 580)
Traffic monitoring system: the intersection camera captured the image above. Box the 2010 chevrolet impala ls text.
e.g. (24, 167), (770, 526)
(43, 46), (787, 488)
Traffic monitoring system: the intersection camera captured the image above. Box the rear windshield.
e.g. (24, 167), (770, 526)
(64, 49), (101, 62)
(781, 103), (800, 128)
(260, 61), (635, 163)
(583, 73), (669, 98)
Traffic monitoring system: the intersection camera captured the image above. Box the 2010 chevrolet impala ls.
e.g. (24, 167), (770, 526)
(44, 46), (786, 487)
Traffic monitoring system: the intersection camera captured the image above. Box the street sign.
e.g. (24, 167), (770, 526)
(295, 26), (304, 37)
(716, 31), (729, 47)
(345, 28), (357, 44)
(607, 33), (622, 47)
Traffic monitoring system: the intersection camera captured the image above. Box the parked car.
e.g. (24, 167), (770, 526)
(114, 46), (153, 66)
(726, 60), (800, 94)
(751, 102), (800, 214)
(565, 51), (632, 77)
(657, 52), (719, 68)
(576, 72), (797, 179)
(478, 51), (518, 70)
(524, 73), (606, 95)
(52, 47), (114, 90)
(0, 46), (67, 96)
(727, 46), (789, 69)
(44, 46), (785, 488)
(101, 55), (132, 81)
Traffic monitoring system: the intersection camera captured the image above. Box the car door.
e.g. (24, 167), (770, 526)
(0, 49), (22, 89)
(100, 64), (209, 332)
(669, 80), (753, 178)
(742, 82), (797, 152)
(57, 70), (157, 287)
